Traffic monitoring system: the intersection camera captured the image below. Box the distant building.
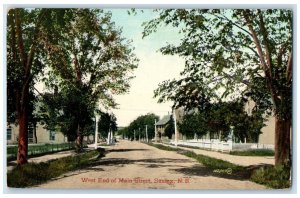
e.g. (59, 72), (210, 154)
(259, 116), (275, 145)
(155, 114), (172, 141)
(245, 100), (275, 145)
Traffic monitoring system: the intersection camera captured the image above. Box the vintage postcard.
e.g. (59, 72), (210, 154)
(5, 5), (293, 192)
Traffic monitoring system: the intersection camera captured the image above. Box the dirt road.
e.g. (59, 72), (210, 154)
(36, 140), (266, 190)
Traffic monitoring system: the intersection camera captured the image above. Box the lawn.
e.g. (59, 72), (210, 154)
(7, 148), (105, 188)
(230, 149), (274, 156)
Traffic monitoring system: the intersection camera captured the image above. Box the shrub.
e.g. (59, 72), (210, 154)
(250, 163), (291, 189)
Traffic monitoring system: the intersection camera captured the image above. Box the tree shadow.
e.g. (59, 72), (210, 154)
(87, 157), (191, 168)
(108, 149), (149, 153)
(172, 163), (274, 181)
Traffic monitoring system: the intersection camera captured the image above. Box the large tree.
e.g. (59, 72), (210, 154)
(143, 9), (292, 165)
(7, 8), (138, 164)
(41, 9), (138, 152)
(7, 9), (74, 165)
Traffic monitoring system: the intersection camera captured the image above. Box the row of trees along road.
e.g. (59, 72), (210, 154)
(143, 9), (292, 166)
(7, 8), (138, 165)
(119, 113), (160, 141)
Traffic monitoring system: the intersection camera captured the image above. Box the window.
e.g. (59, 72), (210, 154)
(7, 128), (12, 140)
(49, 131), (55, 141)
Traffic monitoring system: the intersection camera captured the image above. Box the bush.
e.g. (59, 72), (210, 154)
(250, 163), (291, 189)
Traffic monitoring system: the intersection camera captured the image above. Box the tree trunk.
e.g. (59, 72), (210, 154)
(17, 109), (28, 165)
(275, 117), (291, 166)
(76, 124), (83, 153)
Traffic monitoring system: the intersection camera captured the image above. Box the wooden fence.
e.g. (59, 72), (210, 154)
(170, 139), (274, 152)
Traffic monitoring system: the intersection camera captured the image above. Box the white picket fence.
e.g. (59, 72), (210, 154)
(170, 139), (274, 152)
(232, 143), (274, 151)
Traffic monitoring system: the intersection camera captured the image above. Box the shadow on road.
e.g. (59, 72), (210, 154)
(172, 163), (274, 181)
(108, 149), (149, 153)
(43, 146), (273, 183)
(78, 156), (258, 182)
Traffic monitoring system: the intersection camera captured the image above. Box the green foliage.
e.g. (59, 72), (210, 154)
(230, 149), (274, 156)
(178, 100), (264, 142)
(179, 111), (208, 139)
(183, 151), (243, 172)
(147, 142), (182, 152)
(250, 163), (291, 189)
(143, 8), (292, 123)
(123, 113), (159, 140)
(7, 149), (104, 188)
(37, 9), (138, 147)
(98, 112), (118, 138)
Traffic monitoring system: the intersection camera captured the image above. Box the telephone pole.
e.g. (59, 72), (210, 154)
(145, 125), (148, 143)
(174, 110), (178, 146)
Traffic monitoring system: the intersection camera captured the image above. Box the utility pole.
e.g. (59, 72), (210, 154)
(145, 125), (148, 143)
(174, 110), (178, 146)
(134, 129), (136, 141)
(94, 114), (99, 149)
(110, 130), (113, 144)
(154, 119), (157, 142)
(107, 128), (110, 145)
(139, 128), (141, 142)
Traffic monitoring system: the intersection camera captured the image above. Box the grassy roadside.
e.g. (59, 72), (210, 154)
(147, 143), (243, 173)
(250, 163), (291, 189)
(147, 142), (290, 189)
(230, 149), (274, 156)
(7, 148), (105, 188)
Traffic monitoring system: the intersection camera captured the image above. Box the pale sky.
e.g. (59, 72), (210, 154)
(108, 9), (185, 126)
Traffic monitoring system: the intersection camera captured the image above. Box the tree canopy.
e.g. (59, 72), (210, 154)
(178, 100), (264, 142)
(122, 113), (159, 140)
(98, 112), (118, 138)
(143, 9), (292, 165)
(39, 9), (138, 151)
(7, 8), (138, 162)
(7, 8), (85, 164)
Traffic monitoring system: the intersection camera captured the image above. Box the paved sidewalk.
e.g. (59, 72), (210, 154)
(155, 143), (275, 167)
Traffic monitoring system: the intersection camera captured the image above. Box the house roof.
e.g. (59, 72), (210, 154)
(156, 115), (171, 126)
